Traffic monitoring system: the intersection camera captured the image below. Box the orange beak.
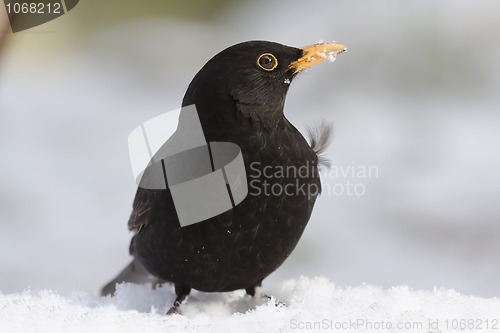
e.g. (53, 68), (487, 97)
(289, 42), (347, 74)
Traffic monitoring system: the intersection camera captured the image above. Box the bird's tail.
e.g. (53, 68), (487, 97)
(307, 121), (333, 170)
(100, 258), (165, 296)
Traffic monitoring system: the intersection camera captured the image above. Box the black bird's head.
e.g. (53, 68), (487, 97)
(182, 40), (346, 130)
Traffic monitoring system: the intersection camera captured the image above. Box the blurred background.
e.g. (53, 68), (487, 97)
(1, 0), (499, 298)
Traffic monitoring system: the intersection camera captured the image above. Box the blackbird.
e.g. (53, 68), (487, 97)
(102, 40), (346, 313)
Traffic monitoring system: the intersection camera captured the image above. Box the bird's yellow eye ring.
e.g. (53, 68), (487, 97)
(257, 53), (278, 71)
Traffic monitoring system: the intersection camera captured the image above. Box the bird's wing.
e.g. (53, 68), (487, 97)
(128, 188), (157, 233)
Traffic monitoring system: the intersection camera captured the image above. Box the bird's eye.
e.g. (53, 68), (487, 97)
(257, 53), (278, 71)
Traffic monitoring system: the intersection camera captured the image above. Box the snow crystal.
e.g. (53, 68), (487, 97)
(1, 277), (500, 333)
(316, 49), (337, 63)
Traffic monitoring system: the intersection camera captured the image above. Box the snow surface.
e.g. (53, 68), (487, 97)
(1, 277), (500, 333)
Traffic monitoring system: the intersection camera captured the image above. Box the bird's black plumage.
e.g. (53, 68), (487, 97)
(103, 40), (346, 312)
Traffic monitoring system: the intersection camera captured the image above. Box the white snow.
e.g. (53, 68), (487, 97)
(1, 277), (500, 333)
(316, 49), (336, 63)
(317, 50), (336, 63)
